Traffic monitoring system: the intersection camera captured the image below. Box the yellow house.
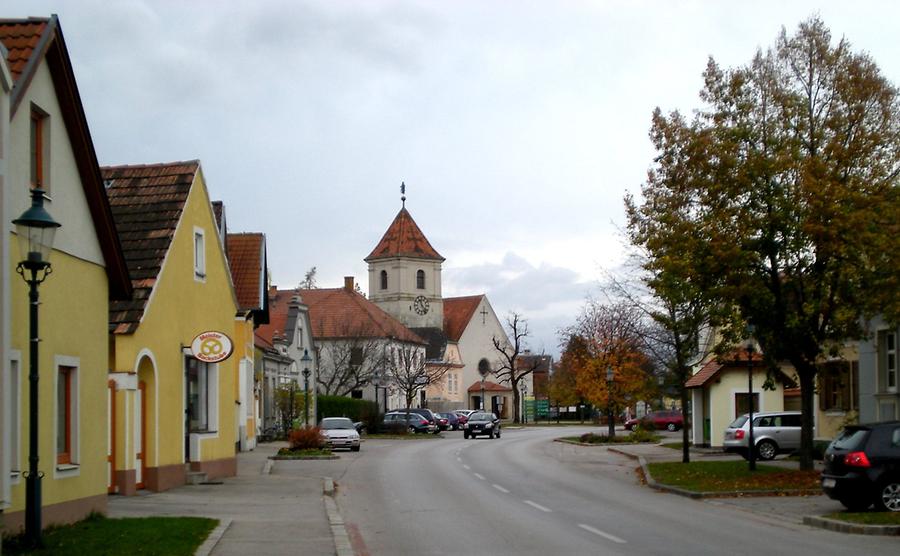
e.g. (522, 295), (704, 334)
(103, 160), (240, 494)
(1, 17), (132, 532)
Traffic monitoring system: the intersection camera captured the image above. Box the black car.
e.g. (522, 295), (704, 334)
(821, 421), (900, 512)
(395, 408), (442, 434)
(463, 412), (501, 439)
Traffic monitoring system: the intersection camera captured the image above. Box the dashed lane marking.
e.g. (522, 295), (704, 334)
(474, 473), (486, 480)
(492, 484), (509, 493)
(524, 500), (552, 512)
(578, 524), (626, 544)
(462, 464), (471, 470)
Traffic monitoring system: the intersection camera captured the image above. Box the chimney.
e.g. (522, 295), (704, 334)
(344, 276), (354, 291)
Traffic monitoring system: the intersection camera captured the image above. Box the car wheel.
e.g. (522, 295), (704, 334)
(496, 429), (501, 438)
(464, 431), (469, 439)
(756, 440), (777, 461)
(408, 426), (416, 434)
(666, 423), (677, 432)
(351, 446), (360, 452)
(875, 479), (900, 512)
(839, 495), (872, 512)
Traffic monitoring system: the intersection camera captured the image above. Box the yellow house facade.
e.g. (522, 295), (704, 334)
(1, 17), (132, 533)
(104, 161), (240, 494)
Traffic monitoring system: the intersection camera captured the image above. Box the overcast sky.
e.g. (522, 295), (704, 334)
(7, 1), (900, 356)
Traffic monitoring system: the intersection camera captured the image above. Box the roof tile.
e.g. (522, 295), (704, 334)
(226, 233), (264, 311)
(0, 19), (48, 82)
(365, 207), (444, 262)
(443, 295), (484, 342)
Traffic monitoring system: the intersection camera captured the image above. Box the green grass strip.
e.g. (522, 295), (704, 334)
(4, 515), (218, 556)
(648, 460), (820, 492)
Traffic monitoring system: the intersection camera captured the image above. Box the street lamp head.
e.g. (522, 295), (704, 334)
(13, 188), (60, 269)
(300, 348), (312, 365)
(301, 368), (311, 379)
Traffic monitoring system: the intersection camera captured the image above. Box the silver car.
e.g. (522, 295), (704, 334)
(723, 411), (802, 460)
(319, 417), (361, 451)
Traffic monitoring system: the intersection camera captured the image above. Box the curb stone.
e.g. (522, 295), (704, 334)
(195, 517), (232, 556)
(803, 516), (900, 536)
(323, 477), (353, 556)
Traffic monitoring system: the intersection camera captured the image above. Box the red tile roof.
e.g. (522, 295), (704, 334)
(467, 380), (509, 393)
(255, 289), (293, 347)
(685, 351), (765, 388)
(226, 233), (264, 311)
(365, 207), (444, 262)
(301, 286), (425, 343)
(443, 295), (483, 342)
(103, 161), (200, 333)
(0, 18), (47, 82)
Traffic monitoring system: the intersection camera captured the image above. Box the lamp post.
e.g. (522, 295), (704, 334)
(300, 349), (312, 427)
(520, 382), (527, 424)
(746, 325), (756, 472)
(13, 188), (61, 547)
(606, 367), (615, 438)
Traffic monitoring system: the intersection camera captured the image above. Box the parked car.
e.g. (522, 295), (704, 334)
(383, 411), (435, 434)
(722, 411), (801, 460)
(437, 412), (460, 430)
(319, 417), (361, 451)
(625, 410), (684, 432)
(463, 412), (501, 439)
(454, 413), (469, 426)
(454, 409), (478, 419)
(395, 408), (442, 434)
(821, 421), (900, 512)
(435, 414), (450, 430)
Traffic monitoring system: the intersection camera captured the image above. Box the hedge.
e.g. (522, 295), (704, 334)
(317, 395), (379, 424)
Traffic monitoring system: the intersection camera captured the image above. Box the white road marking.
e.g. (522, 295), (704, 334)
(492, 484), (509, 493)
(462, 464), (471, 470)
(524, 500), (552, 512)
(578, 524), (626, 544)
(456, 457), (461, 462)
(474, 473), (486, 480)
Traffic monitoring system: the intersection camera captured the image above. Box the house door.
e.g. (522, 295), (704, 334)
(135, 381), (146, 489)
(107, 380), (116, 494)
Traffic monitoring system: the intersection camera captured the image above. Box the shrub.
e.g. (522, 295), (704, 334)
(288, 427), (324, 451)
(317, 395), (379, 423)
(627, 427), (661, 443)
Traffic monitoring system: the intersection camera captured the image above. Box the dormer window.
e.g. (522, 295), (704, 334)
(380, 270), (388, 290)
(416, 269), (425, 290)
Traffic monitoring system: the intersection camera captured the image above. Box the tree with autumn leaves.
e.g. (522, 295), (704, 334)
(626, 17), (900, 470)
(558, 300), (657, 436)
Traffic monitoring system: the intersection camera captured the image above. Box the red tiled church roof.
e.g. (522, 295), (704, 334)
(226, 233), (264, 311)
(301, 286), (425, 344)
(443, 295), (483, 342)
(103, 161), (200, 333)
(365, 207), (444, 262)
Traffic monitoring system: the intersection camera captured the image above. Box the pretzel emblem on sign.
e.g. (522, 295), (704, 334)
(201, 338), (223, 357)
(190, 331), (233, 363)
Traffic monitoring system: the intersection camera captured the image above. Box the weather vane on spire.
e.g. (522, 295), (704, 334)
(401, 181), (406, 208)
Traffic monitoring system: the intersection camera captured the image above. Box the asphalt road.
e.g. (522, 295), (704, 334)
(277, 426), (898, 555)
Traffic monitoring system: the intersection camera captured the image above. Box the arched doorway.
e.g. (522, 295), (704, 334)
(136, 353), (156, 490)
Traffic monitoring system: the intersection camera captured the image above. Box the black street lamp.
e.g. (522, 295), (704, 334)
(480, 378), (486, 411)
(13, 188), (61, 547)
(520, 382), (527, 424)
(606, 367), (615, 438)
(300, 349), (312, 427)
(745, 325), (756, 472)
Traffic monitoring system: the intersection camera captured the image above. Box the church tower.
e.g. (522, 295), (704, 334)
(366, 189), (444, 330)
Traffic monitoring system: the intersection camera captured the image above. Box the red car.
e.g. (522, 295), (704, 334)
(624, 410), (684, 432)
(452, 411), (469, 426)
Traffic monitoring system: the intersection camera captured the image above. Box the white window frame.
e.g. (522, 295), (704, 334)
(885, 330), (897, 394)
(54, 355), (80, 478)
(193, 226), (206, 282)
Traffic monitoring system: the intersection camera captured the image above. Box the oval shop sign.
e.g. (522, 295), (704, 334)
(190, 331), (234, 363)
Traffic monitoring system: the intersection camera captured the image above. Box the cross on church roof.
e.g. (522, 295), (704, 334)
(480, 306), (489, 324)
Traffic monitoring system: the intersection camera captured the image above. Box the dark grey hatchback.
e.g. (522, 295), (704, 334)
(463, 412), (501, 439)
(821, 421), (900, 512)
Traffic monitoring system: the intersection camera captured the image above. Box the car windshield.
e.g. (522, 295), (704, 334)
(728, 416), (748, 428)
(321, 418), (354, 430)
(470, 413), (491, 420)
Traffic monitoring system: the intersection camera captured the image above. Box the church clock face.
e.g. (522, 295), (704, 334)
(413, 295), (430, 315)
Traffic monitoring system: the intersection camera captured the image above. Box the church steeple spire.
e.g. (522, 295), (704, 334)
(401, 181), (406, 208)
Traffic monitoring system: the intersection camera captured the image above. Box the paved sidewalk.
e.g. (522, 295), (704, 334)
(107, 442), (336, 555)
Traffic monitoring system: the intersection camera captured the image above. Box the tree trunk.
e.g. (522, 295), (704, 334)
(680, 386), (690, 464)
(512, 383), (520, 424)
(797, 368), (816, 471)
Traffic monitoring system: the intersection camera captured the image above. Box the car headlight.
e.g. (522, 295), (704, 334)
(485, 423), (493, 428)
(463, 423), (468, 429)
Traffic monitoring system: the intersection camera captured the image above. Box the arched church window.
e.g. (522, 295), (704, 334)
(416, 269), (425, 289)
(380, 270), (388, 290)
